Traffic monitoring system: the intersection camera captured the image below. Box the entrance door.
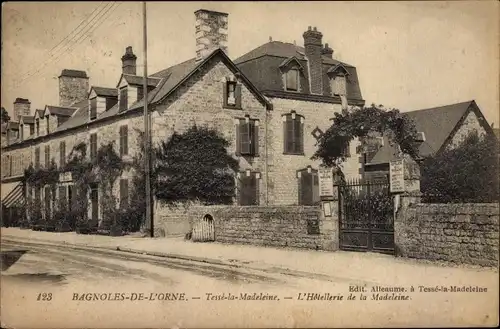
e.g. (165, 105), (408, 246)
(338, 178), (394, 254)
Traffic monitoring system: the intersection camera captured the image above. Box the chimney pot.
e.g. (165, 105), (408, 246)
(303, 26), (324, 94)
(121, 46), (137, 75)
(269, 36), (272, 42)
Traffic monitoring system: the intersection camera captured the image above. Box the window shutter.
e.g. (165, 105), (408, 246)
(286, 116), (295, 153)
(304, 173), (313, 205)
(253, 122), (259, 156)
(119, 126), (124, 156)
(137, 87), (144, 101)
(90, 98), (97, 119)
(222, 82), (228, 107)
(283, 119), (287, 153)
(235, 122), (241, 156)
(297, 176), (303, 205)
(240, 121), (250, 154)
(235, 84), (242, 109)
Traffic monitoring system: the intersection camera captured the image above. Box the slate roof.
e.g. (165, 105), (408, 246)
(7, 122), (19, 130)
(91, 86), (118, 97)
(122, 74), (162, 87)
(234, 41), (351, 66)
(59, 69), (88, 78)
(53, 99), (90, 133)
(20, 115), (34, 124)
(46, 106), (77, 117)
(234, 41), (363, 101)
(368, 101), (475, 165)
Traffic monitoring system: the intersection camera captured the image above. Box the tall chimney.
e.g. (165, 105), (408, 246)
(13, 98), (31, 122)
(303, 26), (324, 94)
(322, 43), (334, 59)
(121, 46), (137, 75)
(58, 69), (89, 107)
(195, 9), (228, 62)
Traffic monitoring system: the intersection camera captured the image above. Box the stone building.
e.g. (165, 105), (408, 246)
(363, 100), (496, 180)
(1, 9), (366, 235)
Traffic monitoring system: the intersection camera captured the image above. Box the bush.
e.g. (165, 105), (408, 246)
(421, 132), (499, 203)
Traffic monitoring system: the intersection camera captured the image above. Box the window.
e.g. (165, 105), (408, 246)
(106, 97), (118, 111)
(30, 124), (35, 135)
(20, 124), (24, 140)
(238, 171), (259, 206)
(223, 81), (241, 108)
(235, 117), (258, 156)
(119, 87), (128, 112)
(44, 145), (50, 167)
(283, 112), (304, 154)
(7, 155), (11, 177)
(60, 141), (66, 167)
(120, 179), (129, 208)
(35, 147), (40, 169)
(90, 97), (97, 120)
(285, 69), (299, 91)
(35, 118), (40, 136)
(119, 125), (128, 156)
(90, 133), (98, 161)
(298, 168), (320, 206)
(332, 75), (347, 96)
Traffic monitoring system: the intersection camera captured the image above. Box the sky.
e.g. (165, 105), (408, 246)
(2, 1), (499, 126)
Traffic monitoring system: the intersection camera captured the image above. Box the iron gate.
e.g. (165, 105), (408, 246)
(338, 178), (394, 254)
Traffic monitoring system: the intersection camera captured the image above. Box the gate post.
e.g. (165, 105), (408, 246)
(318, 167), (341, 251)
(392, 154), (421, 256)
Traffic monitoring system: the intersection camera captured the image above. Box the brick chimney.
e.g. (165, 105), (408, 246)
(303, 26), (324, 94)
(322, 43), (334, 58)
(195, 9), (228, 62)
(13, 98), (31, 122)
(59, 69), (89, 107)
(121, 46), (137, 75)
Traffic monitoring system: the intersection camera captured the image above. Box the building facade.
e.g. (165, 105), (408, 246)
(1, 9), (365, 233)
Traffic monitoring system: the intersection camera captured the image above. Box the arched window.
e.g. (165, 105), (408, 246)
(283, 111), (304, 154)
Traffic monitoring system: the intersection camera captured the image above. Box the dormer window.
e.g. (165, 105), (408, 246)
(90, 97), (97, 120)
(328, 64), (350, 97)
(223, 80), (241, 109)
(35, 118), (40, 136)
(119, 87), (128, 112)
(20, 124), (23, 140)
(285, 69), (299, 91)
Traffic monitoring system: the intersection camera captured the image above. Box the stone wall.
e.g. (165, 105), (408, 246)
(395, 202), (499, 267)
(447, 110), (487, 149)
(212, 206), (337, 250)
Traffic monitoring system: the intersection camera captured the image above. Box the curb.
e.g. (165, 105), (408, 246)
(1, 235), (241, 268)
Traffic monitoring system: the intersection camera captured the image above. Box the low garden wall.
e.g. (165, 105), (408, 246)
(395, 202), (499, 267)
(154, 203), (338, 251)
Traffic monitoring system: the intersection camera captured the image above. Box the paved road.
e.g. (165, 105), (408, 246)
(1, 239), (498, 328)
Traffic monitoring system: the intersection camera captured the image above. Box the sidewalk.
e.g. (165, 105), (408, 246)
(1, 227), (498, 287)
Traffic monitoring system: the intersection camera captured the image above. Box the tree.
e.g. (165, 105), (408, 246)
(1, 107), (10, 123)
(155, 125), (239, 205)
(421, 131), (499, 203)
(312, 104), (420, 167)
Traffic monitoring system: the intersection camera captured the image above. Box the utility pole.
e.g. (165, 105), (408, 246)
(143, 1), (153, 237)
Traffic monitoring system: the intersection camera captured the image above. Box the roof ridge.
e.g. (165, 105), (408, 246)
(407, 100), (473, 114)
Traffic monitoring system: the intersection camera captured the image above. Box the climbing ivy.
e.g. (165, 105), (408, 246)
(312, 104), (420, 166)
(154, 125), (239, 205)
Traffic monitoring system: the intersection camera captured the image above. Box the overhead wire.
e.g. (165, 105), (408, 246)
(14, 2), (120, 88)
(15, 2), (108, 82)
